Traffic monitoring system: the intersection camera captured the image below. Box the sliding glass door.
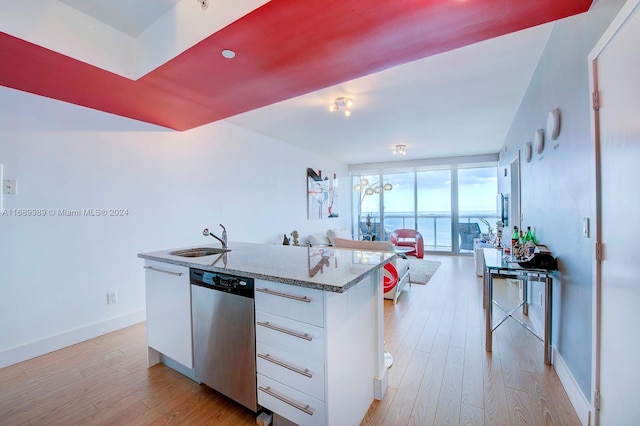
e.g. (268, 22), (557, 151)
(457, 167), (498, 253)
(374, 169), (453, 252)
(353, 174), (382, 240)
(381, 171), (415, 231)
(351, 161), (497, 254)
(416, 170), (452, 251)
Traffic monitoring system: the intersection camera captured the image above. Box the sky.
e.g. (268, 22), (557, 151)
(356, 167), (498, 214)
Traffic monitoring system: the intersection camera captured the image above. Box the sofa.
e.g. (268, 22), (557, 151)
(306, 229), (410, 304)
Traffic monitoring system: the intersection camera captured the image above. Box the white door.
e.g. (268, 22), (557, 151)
(591, 1), (640, 424)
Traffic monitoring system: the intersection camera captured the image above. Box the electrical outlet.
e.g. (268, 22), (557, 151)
(3, 179), (16, 194)
(107, 291), (117, 304)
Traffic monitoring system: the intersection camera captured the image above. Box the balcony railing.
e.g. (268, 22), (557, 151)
(356, 211), (498, 253)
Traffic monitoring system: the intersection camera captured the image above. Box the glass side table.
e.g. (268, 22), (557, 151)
(483, 248), (555, 365)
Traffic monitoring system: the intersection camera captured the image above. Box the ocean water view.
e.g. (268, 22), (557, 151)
(358, 210), (498, 252)
(353, 166), (499, 253)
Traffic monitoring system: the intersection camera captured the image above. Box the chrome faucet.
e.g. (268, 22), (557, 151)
(203, 224), (227, 248)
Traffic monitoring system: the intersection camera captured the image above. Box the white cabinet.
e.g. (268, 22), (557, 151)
(256, 310), (325, 363)
(255, 280), (326, 425)
(474, 238), (484, 276)
(255, 277), (381, 426)
(474, 239), (493, 277)
(256, 341), (325, 400)
(255, 282), (324, 327)
(258, 374), (326, 426)
(144, 260), (193, 369)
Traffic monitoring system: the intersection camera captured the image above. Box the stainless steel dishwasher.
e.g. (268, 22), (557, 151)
(190, 269), (257, 412)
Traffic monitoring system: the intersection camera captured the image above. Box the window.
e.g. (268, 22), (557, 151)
(383, 171), (415, 231)
(351, 160), (497, 254)
(417, 169), (452, 251)
(353, 174), (383, 241)
(457, 167), (498, 253)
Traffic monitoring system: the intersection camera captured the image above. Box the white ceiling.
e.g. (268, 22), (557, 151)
(30, 0), (558, 165)
(58, 0), (184, 37)
(227, 24), (553, 165)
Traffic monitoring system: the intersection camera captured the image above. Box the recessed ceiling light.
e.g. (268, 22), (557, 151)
(221, 49), (236, 59)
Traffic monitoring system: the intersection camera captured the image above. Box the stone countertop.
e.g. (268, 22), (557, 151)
(138, 241), (395, 293)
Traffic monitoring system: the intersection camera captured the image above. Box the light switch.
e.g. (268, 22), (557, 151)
(3, 179), (16, 194)
(583, 217), (590, 238)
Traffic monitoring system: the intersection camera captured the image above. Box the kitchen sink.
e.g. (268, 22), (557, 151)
(169, 247), (230, 257)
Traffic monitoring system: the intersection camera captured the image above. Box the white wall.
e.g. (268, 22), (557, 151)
(0, 87), (349, 367)
(498, 0), (625, 401)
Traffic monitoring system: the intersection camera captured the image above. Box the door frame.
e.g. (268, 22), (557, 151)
(509, 151), (521, 231)
(588, 1), (640, 424)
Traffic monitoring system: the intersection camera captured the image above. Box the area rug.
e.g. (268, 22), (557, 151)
(407, 258), (441, 285)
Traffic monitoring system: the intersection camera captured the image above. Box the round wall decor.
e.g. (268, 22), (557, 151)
(547, 108), (561, 140)
(534, 128), (545, 154)
(524, 141), (533, 162)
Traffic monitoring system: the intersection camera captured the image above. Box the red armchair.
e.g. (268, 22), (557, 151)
(390, 229), (424, 259)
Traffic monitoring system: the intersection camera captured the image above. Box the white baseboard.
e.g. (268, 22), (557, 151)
(528, 305), (590, 425)
(0, 310), (146, 369)
(553, 347), (592, 426)
(374, 364), (389, 400)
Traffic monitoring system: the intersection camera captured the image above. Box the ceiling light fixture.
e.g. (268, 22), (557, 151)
(221, 49), (236, 59)
(329, 97), (353, 117)
(196, 0), (208, 11)
(392, 144), (407, 155)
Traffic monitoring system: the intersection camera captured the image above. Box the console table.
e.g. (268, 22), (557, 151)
(483, 248), (554, 365)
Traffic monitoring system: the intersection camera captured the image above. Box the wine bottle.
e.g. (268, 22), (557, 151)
(510, 226), (519, 255)
(524, 226), (535, 255)
(525, 226), (533, 242)
(518, 229), (524, 257)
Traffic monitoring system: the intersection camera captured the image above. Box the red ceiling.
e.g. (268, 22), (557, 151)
(0, 0), (592, 131)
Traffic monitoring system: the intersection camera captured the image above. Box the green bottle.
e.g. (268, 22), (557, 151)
(524, 226), (535, 255)
(511, 226), (519, 248)
(524, 226), (533, 243)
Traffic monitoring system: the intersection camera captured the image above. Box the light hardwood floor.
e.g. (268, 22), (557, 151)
(0, 255), (579, 425)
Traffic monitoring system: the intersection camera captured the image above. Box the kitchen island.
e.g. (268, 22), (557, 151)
(138, 242), (394, 426)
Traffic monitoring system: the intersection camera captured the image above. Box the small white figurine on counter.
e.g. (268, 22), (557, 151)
(291, 230), (300, 246)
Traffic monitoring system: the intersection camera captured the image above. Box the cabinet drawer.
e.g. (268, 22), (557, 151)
(255, 280), (324, 327)
(258, 374), (326, 426)
(255, 311), (325, 364)
(257, 342), (325, 401)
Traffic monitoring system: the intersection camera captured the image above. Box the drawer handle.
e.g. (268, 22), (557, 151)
(258, 353), (313, 378)
(143, 266), (183, 276)
(257, 321), (312, 341)
(256, 288), (311, 303)
(259, 386), (314, 416)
